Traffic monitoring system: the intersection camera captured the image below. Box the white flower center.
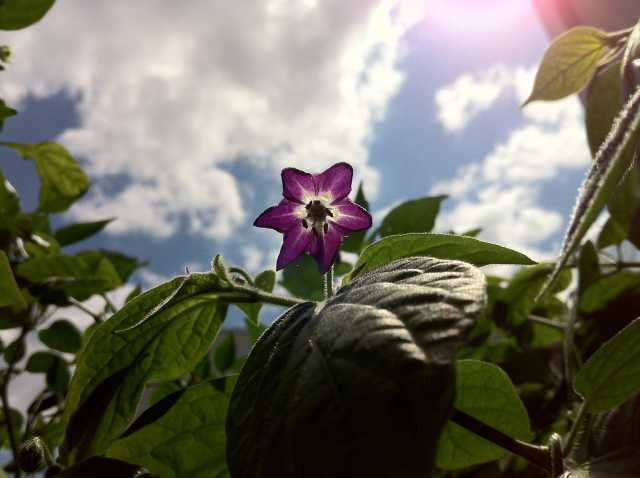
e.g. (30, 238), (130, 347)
(302, 199), (333, 234)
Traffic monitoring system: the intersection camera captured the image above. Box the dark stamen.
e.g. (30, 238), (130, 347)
(323, 223), (328, 234)
(327, 209), (334, 217)
(302, 219), (308, 229)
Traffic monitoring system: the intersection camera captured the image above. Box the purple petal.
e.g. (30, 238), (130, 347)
(314, 162), (353, 203)
(254, 199), (303, 233)
(309, 224), (343, 274)
(330, 198), (372, 233)
(276, 224), (313, 270)
(281, 168), (315, 204)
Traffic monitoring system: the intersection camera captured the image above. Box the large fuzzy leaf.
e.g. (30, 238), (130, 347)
(227, 256), (487, 478)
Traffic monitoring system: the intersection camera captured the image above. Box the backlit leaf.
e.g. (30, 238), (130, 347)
(54, 219), (114, 246)
(580, 272), (640, 314)
(436, 360), (532, 470)
(59, 273), (228, 464)
(0, 250), (26, 310)
(345, 233), (534, 282)
(378, 195), (446, 237)
(524, 26), (609, 104)
(1, 141), (89, 212)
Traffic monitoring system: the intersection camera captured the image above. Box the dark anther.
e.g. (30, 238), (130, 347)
(302, 219), (309, 228)
(327, 209), (334, 217)
(305, 201), (312, 210)
(323, 223), (328, 233)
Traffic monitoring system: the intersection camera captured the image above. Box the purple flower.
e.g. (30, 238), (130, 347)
(254, 162), (372, 273)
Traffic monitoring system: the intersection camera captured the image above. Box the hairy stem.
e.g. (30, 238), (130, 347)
(450, 408), (550, 473)
(563, 401), (588, 457)
(324, 266), (334, 299)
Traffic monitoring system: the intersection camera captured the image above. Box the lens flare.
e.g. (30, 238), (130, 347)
(427, 0), (525, 34)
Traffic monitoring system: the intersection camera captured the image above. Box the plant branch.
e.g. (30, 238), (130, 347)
(563, 401), (588, 457)
(528, 314), (566, 331)
(68, 297), (103, 323)
(218, 288), (306, 308)
(450, 408), (550, 473)
(1, 362), (21, 478)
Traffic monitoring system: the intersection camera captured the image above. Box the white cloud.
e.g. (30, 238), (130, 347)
(0, 0), (424, 240)
(432, 64), (591, 260)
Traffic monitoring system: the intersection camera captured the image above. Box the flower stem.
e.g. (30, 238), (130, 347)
(324, 266), (334, 299)
(563, 401), (588, 457)
(450, 408), (551, 473)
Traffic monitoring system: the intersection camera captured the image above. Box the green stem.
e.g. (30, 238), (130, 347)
(528, 315), (565, 331)
(563, 401), (588, 457)
(450, 408), (550, 473)
(324, 266), (334, 299)
(219, 289), (306, 308)
(1, 367), (21, 478)
(68, 297), (103, 323)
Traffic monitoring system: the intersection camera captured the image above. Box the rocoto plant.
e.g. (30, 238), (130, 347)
(2, 2), (640, 477)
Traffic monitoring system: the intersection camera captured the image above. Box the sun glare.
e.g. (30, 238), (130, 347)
(427, 0), (525, 34)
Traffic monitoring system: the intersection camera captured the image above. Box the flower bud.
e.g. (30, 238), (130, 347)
(17, 437), (46, 472)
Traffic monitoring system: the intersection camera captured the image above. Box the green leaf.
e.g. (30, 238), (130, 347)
(280, 254), (324, 300)
(580, 272), (640, 314)
(214, 333), (236, 373)
(38, 319), (82, 354)
(26, 351), (57, 373)
(227, 257), (486, 478)
(59, 273), (228, 465)
(345, 233), (535, 282)
(0, 172), (21, 229)
(500, 264), (571, 328)
(0, 250), (26, 310)
(46, 355), (70, 396)
(1, 141), (89, 212)
(436, 360), (532, 470)
(0, 0), (55, 30)
(93, 250), (145, 282)
(0, 408), (23, 449)
(0, 99), (17, 130)
(537, 76), (640, 300)
(378, 195), (446, 237)
(597, 216), (627, 249)
(55, 456), (142, 478)
(54, 219), (114, 246)
(107, 377), (234, 478)
(341, 182), (370, 253)
(575, 318), (640, 413)
(577, 240), (601, 294)
(524, 26), (609, 105)
(16, 253), (122, 300)
(3, 337), (24, 364)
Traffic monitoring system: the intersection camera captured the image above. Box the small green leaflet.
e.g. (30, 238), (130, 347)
(0, 250), (26, 310)
(524, 26), (609, 105)
(0, 0), (56, 30)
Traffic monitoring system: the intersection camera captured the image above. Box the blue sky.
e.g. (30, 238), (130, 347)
(0, 1), (592, 327)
